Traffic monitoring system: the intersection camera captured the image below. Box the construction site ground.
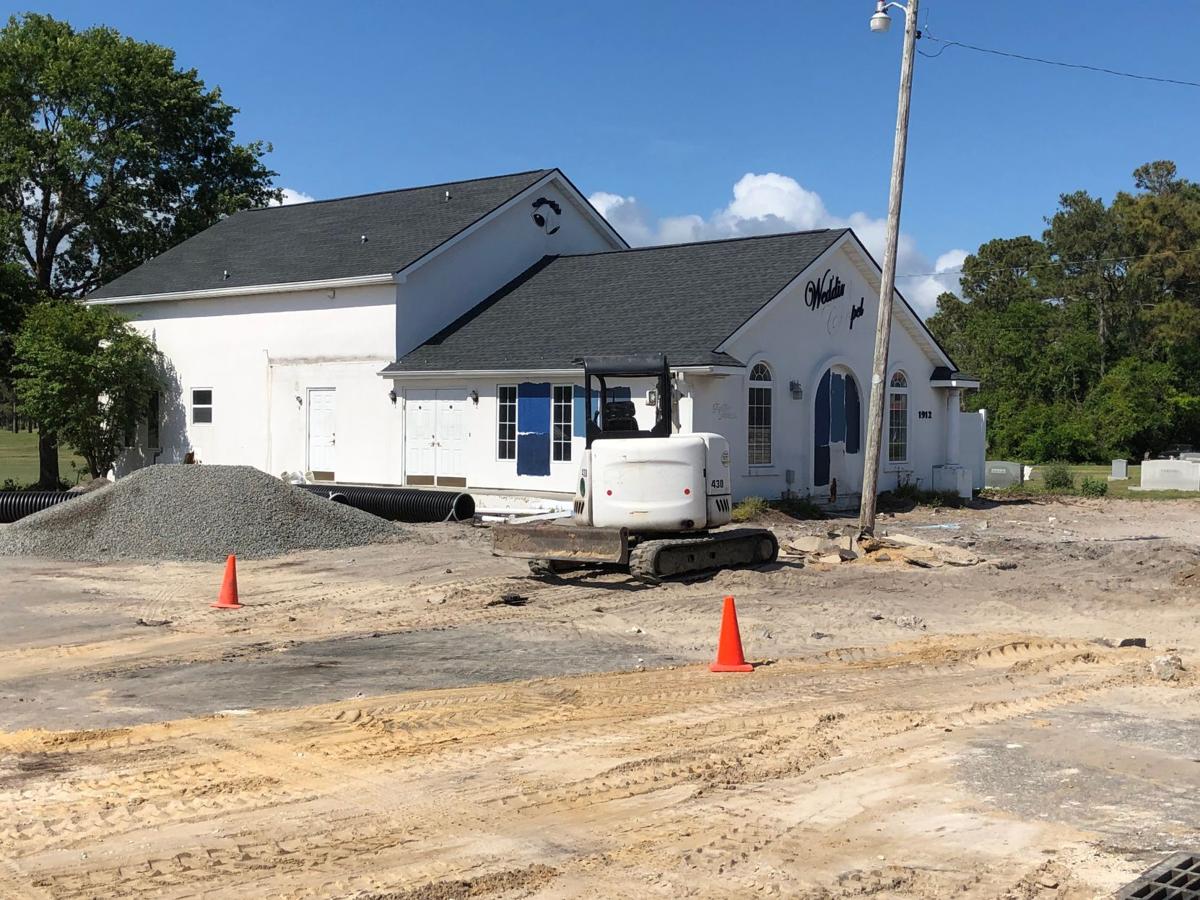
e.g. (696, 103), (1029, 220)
(2, 497), (1198, 899)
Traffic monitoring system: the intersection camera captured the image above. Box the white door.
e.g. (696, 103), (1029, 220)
(434, 389), (467, 484)
(307, 388), (336, 478)
(405, 389), (438, 484)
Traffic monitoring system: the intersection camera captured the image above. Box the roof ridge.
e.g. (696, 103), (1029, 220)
(556, 227), (847, 258)
(241, 168), (555, 213)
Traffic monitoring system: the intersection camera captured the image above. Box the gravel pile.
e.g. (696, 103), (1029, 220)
(0, 465), (407, 561)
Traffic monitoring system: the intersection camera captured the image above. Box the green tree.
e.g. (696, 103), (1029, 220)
(0, 259), (36, 380)
(1085, 358), (1180, 459)
(14, 300), (160, 479)
(0, 13), (279, 484)
(931, 160), (1200, 463)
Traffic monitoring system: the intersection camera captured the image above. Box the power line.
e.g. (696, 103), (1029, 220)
(917, 33), (1200, 89)
(896, 246), (1200, 280)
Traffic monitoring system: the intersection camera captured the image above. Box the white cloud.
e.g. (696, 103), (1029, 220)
(589, 173), (966, 317)
(273, 187), (316, 206)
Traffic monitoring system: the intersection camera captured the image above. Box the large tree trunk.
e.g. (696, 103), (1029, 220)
(38, 430), (60, 488)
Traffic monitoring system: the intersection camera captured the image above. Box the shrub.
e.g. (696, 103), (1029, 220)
(731, 495), (768, 522)
(1041, 461), (1075, 492)
(881, 478), (963, 510)
(1079, 476), (1109, 497)
(771, 497), (824, 520)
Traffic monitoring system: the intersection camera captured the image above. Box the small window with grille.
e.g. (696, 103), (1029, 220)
(552, 385), (573, 462)
(497, 385), (517, 460)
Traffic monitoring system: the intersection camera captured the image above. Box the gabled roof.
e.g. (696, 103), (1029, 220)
(89, 169), (555, 300)
(385, 228), (848, 373)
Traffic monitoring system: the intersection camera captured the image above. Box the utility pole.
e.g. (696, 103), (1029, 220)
(859, 0), (919, 538)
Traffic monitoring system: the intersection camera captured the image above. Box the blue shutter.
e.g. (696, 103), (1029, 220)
(845, 376), (861, 454)
(517, 382), (551, 476)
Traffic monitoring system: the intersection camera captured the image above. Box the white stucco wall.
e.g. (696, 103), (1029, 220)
(689, 238), (960, 501)
(115, 283), (402, 481)
(390, 374), (693, 494)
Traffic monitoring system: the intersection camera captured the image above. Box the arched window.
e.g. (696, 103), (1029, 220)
(748, 363), (773, 466)
(888, 371), (909, 463)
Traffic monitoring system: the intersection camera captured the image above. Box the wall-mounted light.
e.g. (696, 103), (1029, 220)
(295, 394), (303, 407)
(469, 389), (479, 405)
(388, 389), (397, 405)
(790, 380), (803, 400)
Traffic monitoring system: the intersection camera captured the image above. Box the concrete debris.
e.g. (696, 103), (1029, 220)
(893, 615), (926, 630)
(789, 529), (980, 569)
(0, 465), (406, 562)
(1150, 653), (1184, 681)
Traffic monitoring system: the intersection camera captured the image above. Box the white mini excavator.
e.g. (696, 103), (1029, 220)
(492, 354), (779, 582)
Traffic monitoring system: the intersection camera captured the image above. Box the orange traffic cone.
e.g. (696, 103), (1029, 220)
(211, 555), (243, 610)
(709, 595), (753, 672)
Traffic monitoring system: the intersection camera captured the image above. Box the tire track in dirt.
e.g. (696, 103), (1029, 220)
(0, 635), (1161, 898)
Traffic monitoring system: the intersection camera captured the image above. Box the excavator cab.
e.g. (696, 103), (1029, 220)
(580, 353), (672, 446)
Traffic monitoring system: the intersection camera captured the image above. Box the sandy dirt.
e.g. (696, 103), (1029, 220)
(1, 496), (1198, 898)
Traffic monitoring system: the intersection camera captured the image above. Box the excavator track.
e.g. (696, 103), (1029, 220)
(628, 528), (779, 583)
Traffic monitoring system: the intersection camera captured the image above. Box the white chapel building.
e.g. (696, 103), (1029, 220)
(88, 168), (984, 503)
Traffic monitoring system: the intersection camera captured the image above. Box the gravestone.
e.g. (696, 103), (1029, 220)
(1139, 459), (1200, 492)
(984, 460), (1023, 489)
(1109, 459), (1128, 481)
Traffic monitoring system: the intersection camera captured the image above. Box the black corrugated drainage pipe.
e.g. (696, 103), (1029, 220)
(0, 491), (79, 523)
(296, 483), (475, 523)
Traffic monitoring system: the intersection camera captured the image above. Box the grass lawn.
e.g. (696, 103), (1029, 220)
(0, 430), (88, 488)
(1017, 463), (1198, 500)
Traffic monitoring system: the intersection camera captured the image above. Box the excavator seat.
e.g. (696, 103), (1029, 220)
(603, 400), (639, 433)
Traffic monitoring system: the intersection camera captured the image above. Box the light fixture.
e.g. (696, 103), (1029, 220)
(469, 389), (479, 405)
(388, 389), (397, 405)
(870, 2), (892, 32)
(295, 394), (303, 407)
(790, 380), (803, 400)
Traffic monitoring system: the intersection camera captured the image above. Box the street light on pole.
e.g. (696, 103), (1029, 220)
(858, 0), (920, 539)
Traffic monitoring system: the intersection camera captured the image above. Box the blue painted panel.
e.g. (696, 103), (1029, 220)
(845, 376), (861, 454)
(814, 370), (830, 447)
(517, 382), (550, 476)
(814, 444), (830, 487)
(830, 373), (846, 444)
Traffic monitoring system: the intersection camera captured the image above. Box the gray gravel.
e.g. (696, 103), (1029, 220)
(0, 465), (406, 561)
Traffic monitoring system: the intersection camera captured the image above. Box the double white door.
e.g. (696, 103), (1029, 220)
(405, 389), (467, 485)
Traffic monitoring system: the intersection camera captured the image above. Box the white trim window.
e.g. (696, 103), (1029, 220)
(552, 385), (573, 462)
(191, 388), (213, 425)
(888, 371), (909, 463)
(497, 385), (517, 460)
(748, 363), (773, 466)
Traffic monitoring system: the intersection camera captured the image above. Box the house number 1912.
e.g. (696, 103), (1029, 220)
(918, 410), (933, 420)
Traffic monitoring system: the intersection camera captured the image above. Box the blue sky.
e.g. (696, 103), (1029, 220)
(15, 1), (1200, 312)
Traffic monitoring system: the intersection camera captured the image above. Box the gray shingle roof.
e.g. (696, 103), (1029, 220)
(89, 169), (554, 299)
(385, 228), (848, 372)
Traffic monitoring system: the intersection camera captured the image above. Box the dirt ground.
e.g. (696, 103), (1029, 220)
(1, 496), (1198, 898)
